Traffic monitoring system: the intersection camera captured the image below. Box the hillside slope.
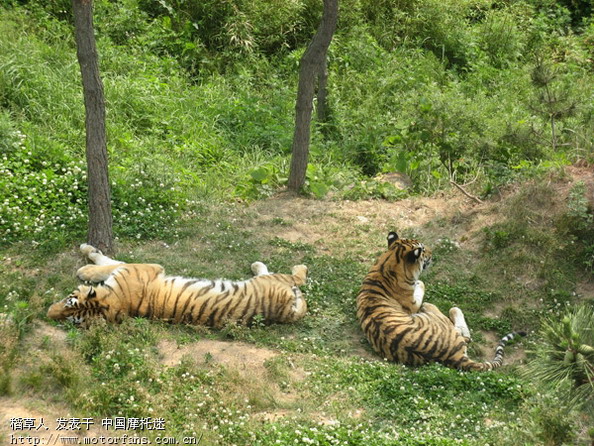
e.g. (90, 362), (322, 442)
(1, 167), (592, 445)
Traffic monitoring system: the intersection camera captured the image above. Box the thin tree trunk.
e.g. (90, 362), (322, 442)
(72, 0), (114, 254)
(288, 0), (338, 191)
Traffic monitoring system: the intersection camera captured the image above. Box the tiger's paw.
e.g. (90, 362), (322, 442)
(76, 265), (99, 283)
(291, 265), (308, 285)
(412, 280), (425, 310)
(251, 261), (270, 276)
(76, 265), (113, 284)
(80, 243), (101, 258)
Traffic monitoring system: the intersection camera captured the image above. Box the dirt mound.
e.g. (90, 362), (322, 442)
(246, 166), (594, 270)
(247, 188), (477, 258)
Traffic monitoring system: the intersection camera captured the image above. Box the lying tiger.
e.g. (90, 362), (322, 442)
(47, 244), (308, 328)
(356, 232), (524, 371)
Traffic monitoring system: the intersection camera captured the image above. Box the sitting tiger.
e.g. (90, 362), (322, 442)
(356, 232), (524, 371)
(47, 244), (308, 328)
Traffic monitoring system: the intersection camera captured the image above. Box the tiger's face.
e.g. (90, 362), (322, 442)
(384, 231), (432, 283)
(47, 285), (101, 325)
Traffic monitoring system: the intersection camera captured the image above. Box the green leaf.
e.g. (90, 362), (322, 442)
(383, 135), (401, 146)
(393, 152), (407, 173)
(249, 167), (270, 183)
(310, 182), (329, 199)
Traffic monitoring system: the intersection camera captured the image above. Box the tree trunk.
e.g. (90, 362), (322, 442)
(287, 0), (338, 192)
(317, 59), (329, 124)
(72, 0), (114, 254)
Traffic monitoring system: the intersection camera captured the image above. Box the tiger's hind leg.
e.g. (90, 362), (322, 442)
(257, 264), (308, 323)
(76, 264), (123, 284)
(449, 307), (472, 343)
(290, 286), (307, 320)
(251, 261), (271, 276)
(78, 244), (125, 283)
(80, 244), (124, 266)
(281, 267), (308, 322)
(290, 264), (308, 286)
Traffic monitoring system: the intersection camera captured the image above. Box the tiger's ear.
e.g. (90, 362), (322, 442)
(387, 232), (399, 248)
(406, 248), (422, 263)
(88, 287), (97, 298)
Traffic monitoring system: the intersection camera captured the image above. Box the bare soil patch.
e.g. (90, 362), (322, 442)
(24, 321), (69, 350)
(246, 166), (594, 259)
(246, 189), (481, 259)
(157, 338), (277, 373)
(479, 331), (527, 366)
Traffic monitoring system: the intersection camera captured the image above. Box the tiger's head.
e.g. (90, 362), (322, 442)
(378, 231), (432, 287)
(47, 285), (106, 326)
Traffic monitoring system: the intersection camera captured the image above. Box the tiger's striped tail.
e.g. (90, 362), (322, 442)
(459, 331), (527, 372)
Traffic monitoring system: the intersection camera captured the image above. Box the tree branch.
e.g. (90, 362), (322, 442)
(450, 180), (483, 204)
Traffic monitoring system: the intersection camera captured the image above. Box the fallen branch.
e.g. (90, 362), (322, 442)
(450, 180), (483, 204)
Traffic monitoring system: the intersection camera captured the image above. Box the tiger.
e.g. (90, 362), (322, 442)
(356, 232), (525, 371)
(47, 244), (308, 328)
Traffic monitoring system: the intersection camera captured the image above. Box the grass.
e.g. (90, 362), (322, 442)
(1, 174), (593, 445)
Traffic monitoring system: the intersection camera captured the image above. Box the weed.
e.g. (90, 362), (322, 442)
(269, 237), (315, 254)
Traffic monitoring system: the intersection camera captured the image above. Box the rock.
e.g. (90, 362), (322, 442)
(375, 172), (413, 190)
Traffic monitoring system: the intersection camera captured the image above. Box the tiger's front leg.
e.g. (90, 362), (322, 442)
(412, 280), (425, 312)
(78, 243), (126, 284)
(80, 243), (124, 266)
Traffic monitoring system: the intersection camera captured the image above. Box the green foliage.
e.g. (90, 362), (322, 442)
(557, 181), (594, 272)
(0, 112), (86, 244)
(0, 0), (593, 246)
(235, 162), (286, 199)
(134, 0), (322, 76)
(429, 280), (514, 335)
(70, 318), (159, 415)
(521, 392), (578, 446)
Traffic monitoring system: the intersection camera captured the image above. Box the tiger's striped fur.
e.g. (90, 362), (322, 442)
(47, 244), (308, 328)
(356, 232), (524, 371)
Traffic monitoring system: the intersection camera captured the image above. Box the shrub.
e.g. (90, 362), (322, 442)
(523, 304), (594, 412)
